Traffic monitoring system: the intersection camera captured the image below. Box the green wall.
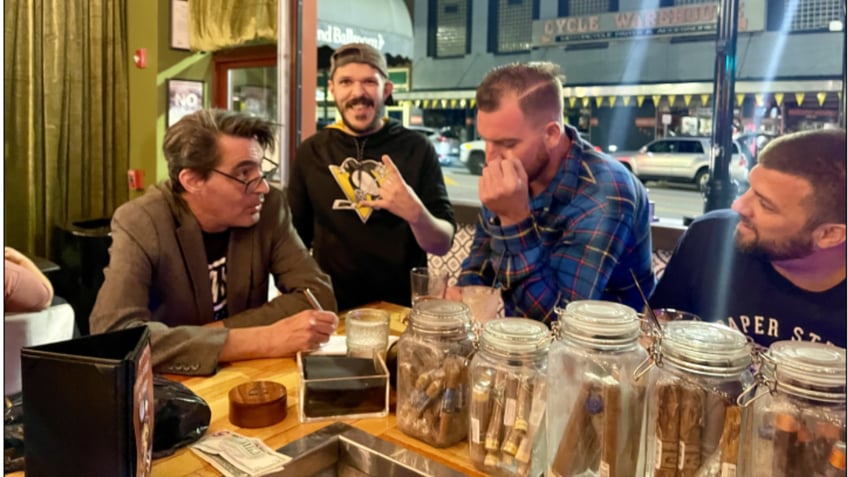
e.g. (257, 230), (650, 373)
(127, 0), (213, 200)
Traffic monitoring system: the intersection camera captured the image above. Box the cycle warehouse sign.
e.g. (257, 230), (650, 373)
(532, 0), (765, 46)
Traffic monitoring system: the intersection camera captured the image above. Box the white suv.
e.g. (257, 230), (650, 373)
(615, 137), (749, 192)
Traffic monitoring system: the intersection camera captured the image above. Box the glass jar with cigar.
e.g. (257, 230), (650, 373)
(546, 300), (649, 477)
(468, 318), (551, 477)
(639, 320), (753, 477)
(737, 341), (846, 477)
(396, 298), (475, 447)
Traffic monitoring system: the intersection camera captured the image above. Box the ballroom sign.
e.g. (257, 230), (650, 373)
(532, 0), (765, 46)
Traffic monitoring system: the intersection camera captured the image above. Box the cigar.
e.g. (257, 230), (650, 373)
(515, 379), (547, 466)
(601, 378), (621, 477)
(676, 384), (704, 477)
(718, 405), (742, 475)
(772, 413), (800, 477)
(438, 357), (463, 443)
(485, 371), (507, 453)
(793, 421), (813, 476)
(551, 379), (602, 476)
(700, 392), (729, 463)
(469, 368), (494, 466)
(502, 375), (531, 456)
(654, 382), (681, 477)
(415, 375), (444, 416)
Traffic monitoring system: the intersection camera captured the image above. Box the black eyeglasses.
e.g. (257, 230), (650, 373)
(211, 157), (279, 194)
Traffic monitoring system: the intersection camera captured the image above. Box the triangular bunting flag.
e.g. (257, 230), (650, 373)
(636, 96), (646, 107)
(668, 95), (677, 107)
(652, 95), (661, 106)
(774, 93), (784, 107)
(595, 96), (604, 108)
(622, 96), (632, 107)
(470, 99), (476, 108)
(568, 96), (578, 108)
(700, 94), (710, 107)
(423, 100), (430, 108)
(795, 93), (804, 106)
(460, 99), (467, 108)
(736, 94), (745, 107)
(581, 97), (590, 108)
(609, 96), (618, 108)
(755, 94), (764, 106)
(683, 95), (692, 107)
(450, 99), (458, 108)
(817, 92), (827, 106)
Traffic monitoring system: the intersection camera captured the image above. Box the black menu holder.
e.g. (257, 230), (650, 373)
(21, 326), (154, 477)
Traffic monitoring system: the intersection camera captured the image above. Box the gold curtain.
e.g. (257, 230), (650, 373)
(4, 0), (129, 256)
(190, 0), (277, 51)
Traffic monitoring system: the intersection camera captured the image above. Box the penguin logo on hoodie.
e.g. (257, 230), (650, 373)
(329, 157), (387, 223)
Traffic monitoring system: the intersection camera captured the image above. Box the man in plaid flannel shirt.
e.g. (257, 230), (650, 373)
(446, 62), (655, 323)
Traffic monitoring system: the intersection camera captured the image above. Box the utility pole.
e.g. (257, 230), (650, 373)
(705, 0), (740, 212)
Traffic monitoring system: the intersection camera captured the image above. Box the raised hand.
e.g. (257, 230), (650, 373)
(358, 155), (425, 223)
(478, 153), (530, 226)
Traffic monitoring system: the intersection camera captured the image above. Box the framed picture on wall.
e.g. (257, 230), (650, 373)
(167, 79), (204, 127)
(170, 0), (191, 50)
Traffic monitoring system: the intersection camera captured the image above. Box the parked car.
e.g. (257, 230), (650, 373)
(459, 133), (600, 175)
(408, 125), (461, 166)
(614, 137), (749, 192)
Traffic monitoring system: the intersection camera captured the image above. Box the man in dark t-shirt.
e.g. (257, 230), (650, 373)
(650, 129), (846, 349)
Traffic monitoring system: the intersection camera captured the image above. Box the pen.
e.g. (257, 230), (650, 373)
(302, 288), (323, 311)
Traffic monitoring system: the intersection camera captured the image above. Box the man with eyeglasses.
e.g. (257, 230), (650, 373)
(91, 109), (338, 376)
(288, 42), (456, 309)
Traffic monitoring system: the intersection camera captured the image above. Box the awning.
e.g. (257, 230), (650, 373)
(317, 0), (413, 58)
(393, 79), (844, 109)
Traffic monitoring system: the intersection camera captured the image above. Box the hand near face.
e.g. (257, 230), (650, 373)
(267, 309), (339, 353)
(479, 154), (530, 226)
(358, 155), (424, 223)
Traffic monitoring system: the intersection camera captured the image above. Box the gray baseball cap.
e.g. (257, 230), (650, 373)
(330, 43), (388, 79)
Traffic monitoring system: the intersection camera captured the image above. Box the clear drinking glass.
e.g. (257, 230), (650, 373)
(345, 308), (391, 360)
(410, 267), (448, 306)
(461, 285), (502, 325)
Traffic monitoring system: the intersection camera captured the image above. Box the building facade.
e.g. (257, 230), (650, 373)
(396, 0), (845, 151)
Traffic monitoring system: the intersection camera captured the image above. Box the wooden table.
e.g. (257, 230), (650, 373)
(155, 301), (486, 476)
(8, 301), (484, 476)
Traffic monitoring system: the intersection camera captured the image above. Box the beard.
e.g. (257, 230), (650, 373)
(735, 217), (816, 261)
(337, 96), (385, 135)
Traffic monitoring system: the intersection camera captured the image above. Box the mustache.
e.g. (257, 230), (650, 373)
(345, 97), (374, 109)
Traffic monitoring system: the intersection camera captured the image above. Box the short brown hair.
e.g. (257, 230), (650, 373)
(475, 62), (564, 126)
(758, 128), (846, 226)
(163, 109), (276, 192)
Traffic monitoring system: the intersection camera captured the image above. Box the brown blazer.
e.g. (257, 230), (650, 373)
(90, 183), (336, 375)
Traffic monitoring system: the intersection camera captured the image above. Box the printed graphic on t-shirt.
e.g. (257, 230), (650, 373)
(329, 157), (387, 223)
(722, 314), (840, 350)
(209, 256), (228, 320)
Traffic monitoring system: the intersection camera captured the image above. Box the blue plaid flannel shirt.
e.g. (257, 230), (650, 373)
(457, 132), (656, 323)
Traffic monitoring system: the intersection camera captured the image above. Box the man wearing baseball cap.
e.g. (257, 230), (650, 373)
(288, 42), (456, 310)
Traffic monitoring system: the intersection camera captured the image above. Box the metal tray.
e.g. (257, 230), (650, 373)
(269, 422), (466, 477)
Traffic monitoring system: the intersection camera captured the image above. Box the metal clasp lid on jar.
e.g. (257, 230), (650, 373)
(737, 341), (847, 407)
(552, 300), (642, 349)
(479, 318), (552, 361)
(634, 320), (753, 381)
(408, 299), (472, 337)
